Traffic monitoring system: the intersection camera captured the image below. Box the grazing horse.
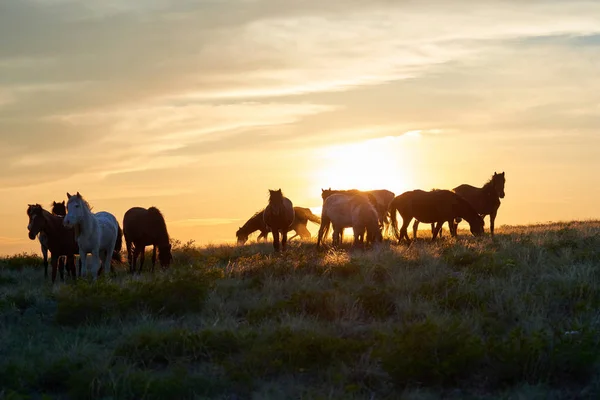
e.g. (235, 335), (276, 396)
(321, 188), (395, 233)
(26, 204), (78, 283)
(29, 201), (68, 279)
(388, 189), (484, 243)
(317, 193), (382, 248)
(63, 192), (122, 278)
(236, 206), (321, 244)
(453, 172), (506, 238)
(123, 206), (173, 273)
(263, 189), (295, 252)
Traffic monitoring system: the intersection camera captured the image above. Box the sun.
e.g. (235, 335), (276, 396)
(311, 135), (419, 196)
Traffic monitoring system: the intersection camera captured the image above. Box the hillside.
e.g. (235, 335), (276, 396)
(1, 221), (600, 399)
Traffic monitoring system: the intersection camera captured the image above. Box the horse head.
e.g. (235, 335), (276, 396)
(158, 243), (173, 268)
(470, 215), (485, 236)
(268, 189), (285, 215)
(236, 227), (249, 245)
(64, 192), (87, 227)
(26, 204), (45, 240)
(51, 200), (67, 216)
(492, 172), (506, 199)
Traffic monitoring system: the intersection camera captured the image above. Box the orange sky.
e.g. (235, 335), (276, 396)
(2, 1), (600, 255)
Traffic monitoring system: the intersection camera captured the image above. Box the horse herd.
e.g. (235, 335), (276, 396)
(25, 172), (505, 283)
(237, 171), (506, 251)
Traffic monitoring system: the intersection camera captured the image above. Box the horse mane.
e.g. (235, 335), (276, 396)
(147, 206), (170, 241)
(27, 203), (43, 216)
(71, 194), (93, 211)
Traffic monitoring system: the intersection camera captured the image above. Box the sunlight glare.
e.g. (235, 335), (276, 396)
(311, 134), (420, 195)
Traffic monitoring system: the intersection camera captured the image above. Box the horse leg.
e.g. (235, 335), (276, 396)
(91, 249), (100, 280)
(126, 240), (134, 274)
(281, 230), (288, 251)
(272, 229), (280, 252)
(151, 245), (157, 273)
(489, 211), (497, 238)
(138, 247), (146, 273)
(79, 250), (88, 278)
(67, 255), (76, 280)
(105, 239), (116, 276)
(432, 221), (444, 240)
(436, 223), (443, 238)
(400, 217), (411, 243)
(58, 256), (65, 282)
(50, 255), (58, 284)
(448, 220), (457, 237)
(42, 245), (49, 279)
(412, 220), (419, 240)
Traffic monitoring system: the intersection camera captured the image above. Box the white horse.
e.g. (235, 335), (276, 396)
(63, 192), (122, 278)
(317, 193), (382, 248)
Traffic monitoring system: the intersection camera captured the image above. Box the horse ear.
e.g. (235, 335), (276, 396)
(277, 189), (282, 193)
(501, 171), (505, 176)
(76, 191), (81, 198)
(494, 172), (497, 176)
(67, 192), (71, 198)
(61, 201), (65, 205)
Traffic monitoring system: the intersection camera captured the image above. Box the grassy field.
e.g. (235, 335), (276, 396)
(1, 221), (600, 399)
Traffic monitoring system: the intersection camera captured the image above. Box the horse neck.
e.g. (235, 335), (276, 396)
(242, 213), (265, 235)
(481, 181), (499, 198)
(153, 221), (170, 246)
(78, 205), (97, 237)
(40, 211), (64, 241)
(458, 199), (480, 223)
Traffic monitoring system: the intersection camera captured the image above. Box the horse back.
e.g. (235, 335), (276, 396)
(123, 207), (152, 244)
(322, 194), (353, 228)
(453, 184), (500, 215)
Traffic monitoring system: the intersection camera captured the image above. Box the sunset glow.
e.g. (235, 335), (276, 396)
(2, 0), (600, 254)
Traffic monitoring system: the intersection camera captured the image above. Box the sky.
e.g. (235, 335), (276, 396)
(2, 0), (600, 255)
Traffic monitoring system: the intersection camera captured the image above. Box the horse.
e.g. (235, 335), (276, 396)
(263, 189), (295, 252)
(388, 189), (484, 243)
(29, 200), (68, 279)
(123, 206), (173, 273)
(317, 193), (383, 249)
(236, 206), (321, 244)
(453, 172), (506, 238)
(26, 204), (78, 283)
(321, 188), (395, 233)
(289, 207), (322, 240)
(63, 192), (122, 278)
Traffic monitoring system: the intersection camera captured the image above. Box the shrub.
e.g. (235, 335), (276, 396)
(55, 267), (219, 326)
(380, 319), (485, 387)
(114, 328), (249, 368)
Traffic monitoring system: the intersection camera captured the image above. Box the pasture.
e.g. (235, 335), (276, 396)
(1, 221), (600, 399)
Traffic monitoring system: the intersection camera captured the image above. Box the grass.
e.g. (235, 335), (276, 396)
(1, 221), (600, 399)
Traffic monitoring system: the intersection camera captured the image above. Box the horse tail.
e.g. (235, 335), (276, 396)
(113, 224), (123, 262)
(388, 197), (401, 241)
(317, 211), (331, 248)
(304, 208), (321, 224)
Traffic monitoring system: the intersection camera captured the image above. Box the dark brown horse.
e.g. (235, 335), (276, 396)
(453, 171), (506, 238)
(32, 201), (68, 279)
(123, 207), (173, 273)
(263, 189), (295, 252)
(389, 190), (484, 243)
(26, 204), (78, 283)
(236, 206), (321, 244)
